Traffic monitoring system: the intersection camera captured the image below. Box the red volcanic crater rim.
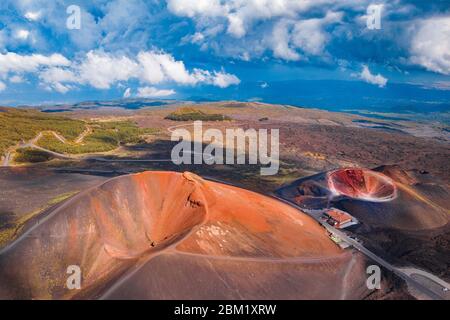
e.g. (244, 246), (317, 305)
(327, 168), (397, 202)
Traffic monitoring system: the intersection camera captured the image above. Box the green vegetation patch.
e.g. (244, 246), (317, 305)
(140, 127), (160, 135)
(0, 107), (85, 155)
(165, 107), (232, 121)
(37, 120), (145, 154)
(14, 148), (54, 163)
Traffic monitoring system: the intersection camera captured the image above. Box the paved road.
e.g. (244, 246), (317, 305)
(2, 125), (448, 300)
(271, 195), (448, 300)
(399, 268), (450, 290)
(205, 175), (449, 300)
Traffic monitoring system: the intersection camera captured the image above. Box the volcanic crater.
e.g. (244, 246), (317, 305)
(0, 171), (369, 300)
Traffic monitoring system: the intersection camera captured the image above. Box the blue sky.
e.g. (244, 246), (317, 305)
(0, 0), (449, 109)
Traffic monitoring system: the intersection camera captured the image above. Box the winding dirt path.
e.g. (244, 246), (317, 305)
(74, 126), (92, 144)
(2, 121), (241, 167)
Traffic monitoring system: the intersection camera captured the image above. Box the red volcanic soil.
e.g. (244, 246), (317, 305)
(327, 168), (397, 202)
(0, 171), (369, 300)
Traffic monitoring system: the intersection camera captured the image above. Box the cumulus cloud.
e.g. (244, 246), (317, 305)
(137, 86), (175, 98)
(47, 82), (73, 94)
(211, 69), (241, 88)
(0, 50), (239, 93)
(0, 81), (6, 92)
(410, 16), (450, 75)
(38, 67), (78, 93)
(167, 0), (327, 38)
(269, 11), (342, 61)
(1, 0), (449, 100)
(74, 50), (238, 90)
(78, 51), (139, 89)
(138, 51), (198, 85)
(358, 65), (388, 87)
(14, 29), (30, 40)
(271, 20), (301, 61)
(24, 11), (41, 21)
(168, 0), (346, 61)
(167, 0), (224, 18)
(0, 52), (70, 75)
(292, 11), (343, 56)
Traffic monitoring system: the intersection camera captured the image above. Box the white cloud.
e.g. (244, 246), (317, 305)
(0, 50), (239, 93)
(358, 65), (388, 87)
(9, 75), (25, 83)
(24, 11), (42, 21)
(139, 51), (198, 85)
(270, 11), (343, 61)
(171, 0), (345, 61)
(0, 81), (6, 92)
(50, 82), (72, 94)
(211, 70), (241, 88)
(77, 51), (139, 89)
(14, 29), (30, 40)
(271, 20), (301, 61)
(227, 14), (246, 38)
(123, 87), (131, 98)
(190, 32), (205, 44)
(292, 11), (343, 56)
(39, 67), (77, 83)
(38, 67), (78, 92)
(167, 0), (224, 18)
(167, 0), (325, 38)
(0, 52), (70, 74)
(136, 86), (175, 98)
(410, 16), (450, 75)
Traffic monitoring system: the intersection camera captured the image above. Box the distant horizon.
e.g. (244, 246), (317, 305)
(3, 79), (449, 116)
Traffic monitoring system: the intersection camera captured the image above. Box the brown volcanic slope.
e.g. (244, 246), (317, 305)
(0, 171), (369, 300)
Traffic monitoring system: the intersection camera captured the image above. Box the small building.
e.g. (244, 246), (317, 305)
(323, 208), (353, 229)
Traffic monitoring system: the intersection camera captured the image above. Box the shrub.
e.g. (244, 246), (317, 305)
(14, 148), (53, 163)
(165, 107), (231, 121)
